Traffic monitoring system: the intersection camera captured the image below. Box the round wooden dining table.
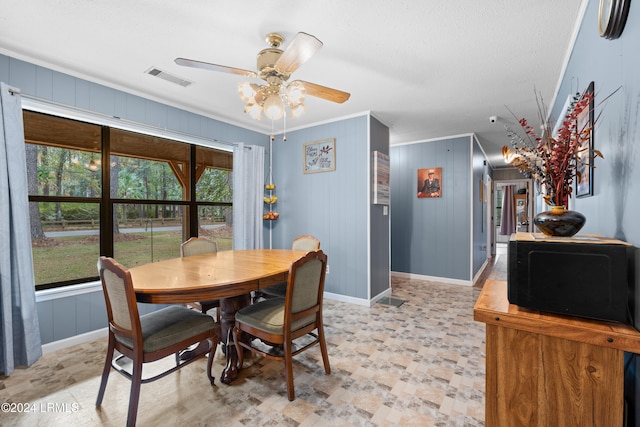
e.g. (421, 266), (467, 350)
(129, 248), (307, 384)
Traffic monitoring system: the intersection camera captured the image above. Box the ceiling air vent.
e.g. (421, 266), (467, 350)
(144, 67), (193, 87)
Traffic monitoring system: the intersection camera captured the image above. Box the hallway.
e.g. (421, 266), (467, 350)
(476, 243), (508, 287)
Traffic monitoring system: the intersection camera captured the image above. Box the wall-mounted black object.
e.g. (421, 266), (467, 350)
(599, 0), (632, 40)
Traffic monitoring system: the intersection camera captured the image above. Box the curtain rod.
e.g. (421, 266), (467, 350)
(17, 92), (234, 152)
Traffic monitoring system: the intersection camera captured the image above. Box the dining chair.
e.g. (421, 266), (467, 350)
(232, 249), (330, 401)
(181, 237), (221, 322)
(96, 257), (219, 427)
(258, 234), (321, 300)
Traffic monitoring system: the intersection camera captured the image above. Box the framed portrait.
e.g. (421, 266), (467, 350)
(576, 81), (594, 197)
(417, 167), (442, 198)
(303, 138), (335, 174)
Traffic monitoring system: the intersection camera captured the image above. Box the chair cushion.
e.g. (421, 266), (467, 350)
(236, 297), (315, 335)
(115, 305), (215, 353)
(260, 281), (287, 297)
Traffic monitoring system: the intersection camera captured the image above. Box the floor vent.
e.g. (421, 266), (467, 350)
(377, 297), (405, 307)
(144, 67), (193, 87)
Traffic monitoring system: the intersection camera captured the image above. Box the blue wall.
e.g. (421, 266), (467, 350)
(268, 114), (389, 301)
(390, 136), (473, 281)
(551, 0), (640, 247)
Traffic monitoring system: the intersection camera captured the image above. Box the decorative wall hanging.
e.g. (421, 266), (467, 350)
(417, 167), (442, 198)
(372, 151), (390, 205)
(303, 138), (335, 174)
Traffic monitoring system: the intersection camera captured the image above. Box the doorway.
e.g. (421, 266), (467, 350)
(495, 180), (532, 244)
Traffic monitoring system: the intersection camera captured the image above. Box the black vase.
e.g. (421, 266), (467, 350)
(533, 206), (586, 237)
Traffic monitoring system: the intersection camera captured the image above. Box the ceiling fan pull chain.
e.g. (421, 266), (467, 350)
(283, 113), (287, 142)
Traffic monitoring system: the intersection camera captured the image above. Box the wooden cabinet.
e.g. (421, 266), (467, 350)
(474, 280), (640, 426)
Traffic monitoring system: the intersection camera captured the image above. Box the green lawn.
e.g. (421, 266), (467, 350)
(32, 230), (232, 286)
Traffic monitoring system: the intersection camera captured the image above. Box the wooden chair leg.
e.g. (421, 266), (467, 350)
(96, 336), (115, 407)
(206, 336), (219, 385)
(232, 326), (244, 369)
(126, 359), (143, 427)
(318, 324), (331, 374)
(284, 339), (295, 401)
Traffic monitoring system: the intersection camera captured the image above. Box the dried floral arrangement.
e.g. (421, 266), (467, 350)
(502, 88), (606, 208)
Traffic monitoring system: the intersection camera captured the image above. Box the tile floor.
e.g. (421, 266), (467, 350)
(0, 250), (507, 426)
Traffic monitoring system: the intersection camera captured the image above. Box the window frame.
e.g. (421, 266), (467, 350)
(25, 111), (232, 291)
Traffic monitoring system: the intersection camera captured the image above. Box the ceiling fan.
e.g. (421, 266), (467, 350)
(175, 32), (350, 120)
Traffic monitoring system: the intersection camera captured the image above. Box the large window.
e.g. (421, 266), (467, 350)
(25, 111), (233, 290)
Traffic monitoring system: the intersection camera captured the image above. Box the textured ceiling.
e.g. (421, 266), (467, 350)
(0, 0), (585, 167)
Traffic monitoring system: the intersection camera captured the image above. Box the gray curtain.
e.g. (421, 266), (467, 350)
(499, 185), (516, 235)
(0, 82), (42, 376)
(232, 143), (264, 250)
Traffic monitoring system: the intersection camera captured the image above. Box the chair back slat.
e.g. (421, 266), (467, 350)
(181, 237), (218, 257)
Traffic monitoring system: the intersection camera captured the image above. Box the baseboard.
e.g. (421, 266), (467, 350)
(42, 328), (108, 354)
(323, 291), (373, 307)
(390, 271), (472, 287)
(473, 259), (490, 286)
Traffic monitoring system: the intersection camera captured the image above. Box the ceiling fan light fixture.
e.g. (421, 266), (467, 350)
(238, 82), (258, 103)
(289, 103), (306, 118)
(286, 81), (306, 104)
(263, 94), (285, 120)
(244, 103), (262, 120)
(176, 31), (350, 122)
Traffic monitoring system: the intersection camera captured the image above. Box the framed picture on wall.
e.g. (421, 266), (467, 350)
(417, 167), (442, 198)
(303, 138), (335, 174)
(372, 151), (390, 205)
(576, 81), (594, 198)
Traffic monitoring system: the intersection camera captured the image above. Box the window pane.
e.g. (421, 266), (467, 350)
(26, 144), (101, 197)
(198, 205), (233, 250)
(111, 156), (183, 201)
(31, 202), (100, 286)
(113, 203), (186, 267)
(196, 168), (233, 202)
(195, 144), (232, 202)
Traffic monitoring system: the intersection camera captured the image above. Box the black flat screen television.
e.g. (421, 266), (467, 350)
(507, 234), (636, 325)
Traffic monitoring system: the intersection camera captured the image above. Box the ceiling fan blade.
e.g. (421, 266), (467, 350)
(175, 58), (257, 77)
(295, 80), (351, 104)
(275, 32), (323, 75)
